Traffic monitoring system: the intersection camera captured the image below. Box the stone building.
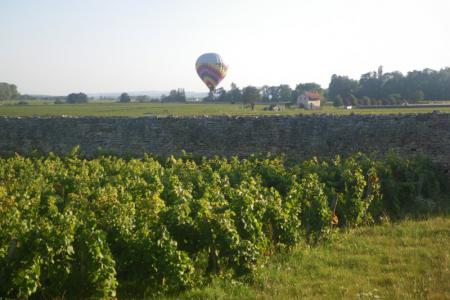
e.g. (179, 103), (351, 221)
(297, 91), (321, 110)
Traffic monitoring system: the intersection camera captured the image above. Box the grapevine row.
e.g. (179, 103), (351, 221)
(0, 151), (448, 298)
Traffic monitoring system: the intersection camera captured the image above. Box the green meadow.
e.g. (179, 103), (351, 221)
(164, 216), (450, 300)
(1, 101), (450, 117)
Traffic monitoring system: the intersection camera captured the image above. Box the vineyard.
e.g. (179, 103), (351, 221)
(0, 150), (449, 298)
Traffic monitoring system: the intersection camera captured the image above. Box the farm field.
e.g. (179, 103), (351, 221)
(1, 101), (450, 117)
(167, 216), (450, 300)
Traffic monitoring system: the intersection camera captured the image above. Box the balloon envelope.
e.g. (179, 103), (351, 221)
(195, 53), (227, 92)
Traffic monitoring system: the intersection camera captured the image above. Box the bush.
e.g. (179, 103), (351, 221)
(333, 95), (344, 107)
(361, 96), (371, 106)
(348, 94), (358, 106)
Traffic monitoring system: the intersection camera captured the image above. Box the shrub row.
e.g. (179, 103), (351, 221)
(0, 151), (448, 298)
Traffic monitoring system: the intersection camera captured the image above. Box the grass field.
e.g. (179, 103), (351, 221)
(1, 101), (450, 117)
(161, 216), (450, 300)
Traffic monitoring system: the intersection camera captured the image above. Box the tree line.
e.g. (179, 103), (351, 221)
(212, 66), (450, 107)
(2, 66), (449, 105)
(212, 82), (324, 104)
(329, 66), (450, 106)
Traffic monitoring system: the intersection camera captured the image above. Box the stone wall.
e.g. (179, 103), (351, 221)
(1, 113), (449, 170)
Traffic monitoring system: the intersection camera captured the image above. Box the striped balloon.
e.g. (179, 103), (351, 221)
(195, 53), (228, 92)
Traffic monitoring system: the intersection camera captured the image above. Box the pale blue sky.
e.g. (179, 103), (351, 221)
(1, 0), (449, 95)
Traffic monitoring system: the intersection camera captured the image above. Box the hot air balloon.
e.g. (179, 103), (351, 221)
(195, 53), (227, 92)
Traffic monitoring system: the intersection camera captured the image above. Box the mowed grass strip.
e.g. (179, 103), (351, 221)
(2, 102), (450, 117)
(163, 216), (449, 300)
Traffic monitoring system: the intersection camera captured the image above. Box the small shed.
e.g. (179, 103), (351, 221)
(297, 91), (321, 110)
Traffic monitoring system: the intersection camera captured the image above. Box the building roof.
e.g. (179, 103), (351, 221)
(304, 91), (321, 101)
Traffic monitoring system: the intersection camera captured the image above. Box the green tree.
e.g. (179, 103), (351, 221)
(278, 84), (293, 102)
(242, 86), (260, 110)
(357, 71), (382, 99)
(119, 93), (131, 103)
(380, 71), (404, 99)
(328, 75), (359, 101)
(229, 83), (242, 103)
(260, 85), (271, 102)
(0, 83), (20, 101)
(215, 87), (228, 102)
(162, 89), (186, 102)
(66, 93), (88, 104)
(267, 86), (281, 102)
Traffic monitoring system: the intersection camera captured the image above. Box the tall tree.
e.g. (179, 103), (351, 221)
(242, 86), (260, 110)
(215, 87), (228, 102)
(357, 71), (382, 99)
(278, 84), (293, 102)
(0, 83), (20, 101)
(267, 86), (281, 102)
(260, 85), (271, 102)
(229, 83), (242, 103)
(328, 75), (359, 101)
(380, 71), (404, 99)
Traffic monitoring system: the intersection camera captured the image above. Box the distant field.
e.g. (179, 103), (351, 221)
(1, 101), (450, 117)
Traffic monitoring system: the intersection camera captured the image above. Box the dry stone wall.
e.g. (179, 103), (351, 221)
(1, 113), (450, 170)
